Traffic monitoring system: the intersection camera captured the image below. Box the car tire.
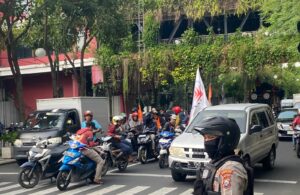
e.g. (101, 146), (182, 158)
(171, 170), (186, 182)
(263, 147), (276, 170)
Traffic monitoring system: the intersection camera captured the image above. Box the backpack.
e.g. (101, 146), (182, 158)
(193, 155), (254, 195)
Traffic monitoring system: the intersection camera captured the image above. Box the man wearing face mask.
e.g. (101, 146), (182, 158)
(193, 116), (253, 195)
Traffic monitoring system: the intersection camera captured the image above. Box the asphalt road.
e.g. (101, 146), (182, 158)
(0, 140), (299, 195)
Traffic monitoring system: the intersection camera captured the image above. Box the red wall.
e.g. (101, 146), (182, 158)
(4, 72), (76, 115)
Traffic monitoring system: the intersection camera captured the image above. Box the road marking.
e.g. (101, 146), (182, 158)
(58, 184), (100, 195)
(148, 187), (177, 195)
(0, 182), (12, 187)
(28, 186), (60, 195)
(4, 184), (48, 195)
(116, 186), (150, 195)
(86, 185), (126, 195)
(0, 184), (21, 191)
(254, 193), (264, 195)
(0, 172), (18, 175)
(107, 162), (140, 173)
(179, 189), (193, 195)
(255, 179), (297, 184)
(108, 173), (172, 178)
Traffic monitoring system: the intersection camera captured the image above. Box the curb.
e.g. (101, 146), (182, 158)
(0, 159), (16, 165)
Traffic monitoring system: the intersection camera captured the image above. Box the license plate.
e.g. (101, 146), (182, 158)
(287, 131), (294, 135)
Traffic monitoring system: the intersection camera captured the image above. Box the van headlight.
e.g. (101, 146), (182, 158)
(48, 137), (62, 144)
(14, 139), (23, 147)
(169, 147), (185, 158)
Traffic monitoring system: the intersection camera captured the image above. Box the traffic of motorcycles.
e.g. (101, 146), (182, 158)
(17, 107), (186, 191)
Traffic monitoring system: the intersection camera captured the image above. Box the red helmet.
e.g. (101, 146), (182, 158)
(84, 110), (93, 117)
(132, 112), (138, 117)
(172, 106), (181, 115)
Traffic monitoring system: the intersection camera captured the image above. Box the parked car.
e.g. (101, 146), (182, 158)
(277, 108), (298, 139)
(169, 104), (279, 182)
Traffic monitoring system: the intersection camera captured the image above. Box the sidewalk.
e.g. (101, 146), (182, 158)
(0, 158), (16, 165)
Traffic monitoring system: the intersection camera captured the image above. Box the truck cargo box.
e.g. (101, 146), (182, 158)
(36, 97), (109, 130)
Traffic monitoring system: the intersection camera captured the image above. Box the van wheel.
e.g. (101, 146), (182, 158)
(263, 148), (276, 170)
(171, 170), (186, 182)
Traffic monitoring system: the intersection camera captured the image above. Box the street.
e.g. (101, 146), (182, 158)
(0, 141), (299, 195)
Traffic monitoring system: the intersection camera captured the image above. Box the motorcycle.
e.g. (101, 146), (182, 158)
(294, 126), (300, 158)
(99, 136), (129, 173)
(158, 131), (175, 168)
(18, 137), (65, 188)
(56, 136), (101, 191)
(137, 128), (159, 164)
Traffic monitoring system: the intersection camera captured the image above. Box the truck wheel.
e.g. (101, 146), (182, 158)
(263, 147), (276, 170)
(171, 170), (186, 182)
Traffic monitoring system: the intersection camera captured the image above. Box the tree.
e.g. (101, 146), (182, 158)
(0, 0), (49, 120)
(260, 0), (300, 35)
(61, 0), (128, 96)
(24, 0), (76, 98)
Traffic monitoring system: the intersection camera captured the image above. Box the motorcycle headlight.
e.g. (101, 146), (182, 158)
(14, 139), (23, 147)
(48, 137), (62, 144)
(169, 147), (185, 158)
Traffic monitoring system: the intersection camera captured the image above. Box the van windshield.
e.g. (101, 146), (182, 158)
(24, 111), (65, 130)
(186, 110), (247, 133)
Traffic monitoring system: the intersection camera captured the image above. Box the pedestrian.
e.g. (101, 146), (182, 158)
(193, 116), (253, 195)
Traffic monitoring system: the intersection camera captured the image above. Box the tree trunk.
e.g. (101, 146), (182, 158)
(14, 74), (25, 121)
(243, 72), (249, 103)
(79, 48), (86, 96)
(224, 12), (228, 41)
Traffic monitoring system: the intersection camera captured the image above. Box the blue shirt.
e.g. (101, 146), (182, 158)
(81, 119), (102, 129)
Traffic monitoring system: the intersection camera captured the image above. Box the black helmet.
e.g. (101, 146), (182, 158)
(194, 116), (240, 156)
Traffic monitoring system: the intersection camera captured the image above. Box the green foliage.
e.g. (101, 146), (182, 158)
(143, 11), (160, 47)
(260, 0), (300, 35)
(0, 131), (18, 145)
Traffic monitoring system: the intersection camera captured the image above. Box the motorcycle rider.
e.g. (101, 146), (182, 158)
(152, 108), (162, 130)
(143, 113), (158, 154)
(76, 122), (104, 184)
(292, 112), (300, 150)
(107, 116), (133, 161)
(129, 112), (143, 152)
(193, 116), (253, 195)
(81, 110), (102, 134)
(161, 114), (176, 133)
(172, 106), (187, 126)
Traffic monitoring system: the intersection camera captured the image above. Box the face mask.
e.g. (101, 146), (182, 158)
(204, 138), (219, 159)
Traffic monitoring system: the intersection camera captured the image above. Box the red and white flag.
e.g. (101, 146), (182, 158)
(189, 68), (210, 121)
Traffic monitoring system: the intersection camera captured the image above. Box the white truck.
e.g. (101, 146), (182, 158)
(293, 94), (300, 109)
(36, 97), (110, 129)
(14, 97), (110, 165)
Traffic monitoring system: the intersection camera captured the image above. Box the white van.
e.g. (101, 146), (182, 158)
(169, 104), (279, 181)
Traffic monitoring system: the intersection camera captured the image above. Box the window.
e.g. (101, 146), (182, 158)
(66, 111), (78, 126)
(257, 111), (269, 128)
(250, 113), (260, 127)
